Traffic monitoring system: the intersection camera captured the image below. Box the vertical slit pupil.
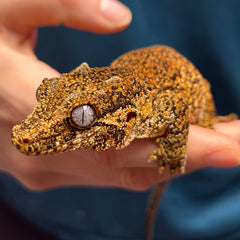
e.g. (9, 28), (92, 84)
(71, 105), (96, 128)
(82, 105), (85, 125)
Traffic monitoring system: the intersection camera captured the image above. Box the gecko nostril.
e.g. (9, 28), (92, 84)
(23, 138), (29, 144)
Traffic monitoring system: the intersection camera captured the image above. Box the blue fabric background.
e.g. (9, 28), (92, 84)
(1, 0), (240, 239)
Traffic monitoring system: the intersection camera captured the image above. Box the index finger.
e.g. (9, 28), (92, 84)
(0, 0), (132, 34)
(98, 121), (240, 171)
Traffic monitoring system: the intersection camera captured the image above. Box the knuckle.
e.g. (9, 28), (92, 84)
(10, 162), (49, 191)
(13, 159), (41, 176)
(13, 173), (46, 191)
(99, 157), (115, 168)
(120, 169), (153, 191)
(12, 160), (38, 177)
(96, 151), (118, 168)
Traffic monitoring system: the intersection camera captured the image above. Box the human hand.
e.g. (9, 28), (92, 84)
(1, 0), (240, 191)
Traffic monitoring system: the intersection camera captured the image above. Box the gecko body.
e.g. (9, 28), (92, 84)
(11, 46), (236, 240)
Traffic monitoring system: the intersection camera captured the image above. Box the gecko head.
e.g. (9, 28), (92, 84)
(11, 63), (139, 155)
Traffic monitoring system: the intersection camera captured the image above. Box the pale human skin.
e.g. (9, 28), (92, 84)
(0, 0), (240, 191)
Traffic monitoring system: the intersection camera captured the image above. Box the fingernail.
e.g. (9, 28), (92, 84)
(205, 150), (240, 167)
(101, 0), (132, 26)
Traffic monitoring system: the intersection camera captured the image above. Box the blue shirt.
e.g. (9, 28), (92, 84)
(1, 0), (240, 239)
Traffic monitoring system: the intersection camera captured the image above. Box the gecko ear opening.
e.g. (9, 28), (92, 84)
(125, 106), (137, 124)
(126, 111), (137, 122)
(71, 62), (90, 75)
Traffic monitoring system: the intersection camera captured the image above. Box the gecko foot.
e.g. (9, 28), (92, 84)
(148, 148), (186, 175)
(148, 148), (166, 174)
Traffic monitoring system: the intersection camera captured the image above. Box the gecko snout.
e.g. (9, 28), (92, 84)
(11, 128), (40, 155)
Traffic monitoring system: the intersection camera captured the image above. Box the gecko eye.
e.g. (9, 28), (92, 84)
(70, 105), (96, 128)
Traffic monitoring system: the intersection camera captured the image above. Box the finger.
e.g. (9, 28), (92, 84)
(95, 139), (157, 169)
(214, 120), (240, 144)
(186, 125), (240, 171)
(0, 45), (60, 123)
(112, 123), (240, 191)
(97, 124), (240, 172)
(0, 0), (132, 34)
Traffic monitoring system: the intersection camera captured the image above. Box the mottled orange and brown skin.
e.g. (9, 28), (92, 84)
(11, 45), (236, 240)
(12, 45), (227, 173)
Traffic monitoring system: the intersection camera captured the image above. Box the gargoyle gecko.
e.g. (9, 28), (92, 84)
(11, 46), (236, 240)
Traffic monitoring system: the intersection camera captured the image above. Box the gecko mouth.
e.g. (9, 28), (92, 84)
(11, 127), (99, 155)
(11, 130), (75, 155)
(11, 137), (75, 155)
(11, 125), (112, 155)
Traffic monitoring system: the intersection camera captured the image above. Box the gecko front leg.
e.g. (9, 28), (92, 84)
(148, 92), (189, 174)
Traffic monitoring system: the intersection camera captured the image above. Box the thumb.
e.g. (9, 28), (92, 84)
(0, 0), (132, 34)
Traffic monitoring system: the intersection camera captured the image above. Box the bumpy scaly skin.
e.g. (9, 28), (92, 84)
(11, 45), (236, 173)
